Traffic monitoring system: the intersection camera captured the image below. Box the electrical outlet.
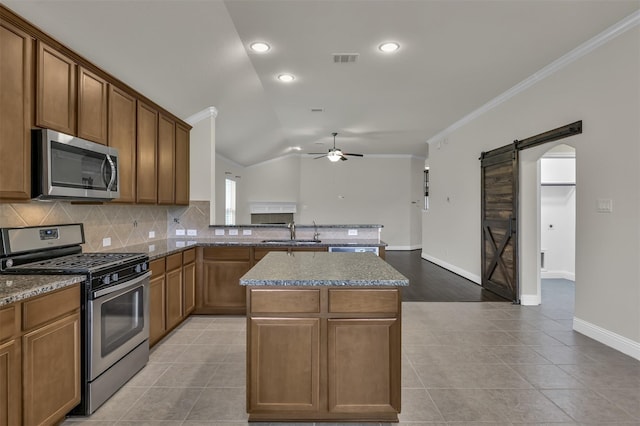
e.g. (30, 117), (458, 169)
(102, 237), (111, 247)
(243, 229), (252, 236)
(597, 199), (613, 213)
(348, 229), (358, 236)
(215, 229), (225, 236)
(187, 229), (197, 236)
(176, 229), (186, 236)
(148, 231), (155, 238)
(176, 241), (185, 248)
(229, 229), (239, 236)
(148, 244), (155, 252)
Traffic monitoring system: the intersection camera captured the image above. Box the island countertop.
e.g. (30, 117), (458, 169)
(240, 251), (408, 287)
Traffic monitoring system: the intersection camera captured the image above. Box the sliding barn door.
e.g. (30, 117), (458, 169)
(480, 144), (519, 302)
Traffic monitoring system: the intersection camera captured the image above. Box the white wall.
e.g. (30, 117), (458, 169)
(189, 114), (216, 223)
(423, 26), (640, 353)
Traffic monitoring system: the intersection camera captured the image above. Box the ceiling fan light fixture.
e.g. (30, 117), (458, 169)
(249, 42), (270, 53)
(379, 42), (400, 53)
(277, 73), (295, 83)
(328, 151), (342, 162)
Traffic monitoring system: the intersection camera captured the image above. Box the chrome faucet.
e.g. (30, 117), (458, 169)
(288, 221), (296, 240)
(313, 220), (320, 241)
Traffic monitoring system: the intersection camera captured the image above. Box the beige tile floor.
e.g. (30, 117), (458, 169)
(64, 301), (640, 425)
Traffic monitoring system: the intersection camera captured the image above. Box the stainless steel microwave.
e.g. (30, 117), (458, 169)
(32, 129), (120, 201)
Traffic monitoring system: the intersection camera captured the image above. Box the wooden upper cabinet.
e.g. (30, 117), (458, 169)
(36, 41), (76, 135)
(157, 114), (176, 204)
(136, 101), (158, 204)
(108, 85), (137, 203)
(77, 66), (108, 144)
(175, 123), (190, 205)
(0, 21), (33, 200)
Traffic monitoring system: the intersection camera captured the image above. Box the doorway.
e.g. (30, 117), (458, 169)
(540, 145), (576, 313)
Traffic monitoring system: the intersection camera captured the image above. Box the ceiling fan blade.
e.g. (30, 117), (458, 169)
(344, 153), (364, 157)
(313, 155), (326, 160)
(340, 156), (348, 161)
(308, 152), (327, 155)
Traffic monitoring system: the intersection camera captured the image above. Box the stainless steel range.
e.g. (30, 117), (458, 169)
(0, 223), (150, 415)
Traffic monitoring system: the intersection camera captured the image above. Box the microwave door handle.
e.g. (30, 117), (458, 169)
(106, 155), (116, 190)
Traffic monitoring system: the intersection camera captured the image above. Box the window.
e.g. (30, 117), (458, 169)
(423, 168), (429, 210)
(225, 178), (236, 225)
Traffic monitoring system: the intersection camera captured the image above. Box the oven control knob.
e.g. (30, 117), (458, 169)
(142, 263), (148, 271)
(135, 264), (142, 273)
(112, 273), (119, 282)
(102, 275), (110, 285)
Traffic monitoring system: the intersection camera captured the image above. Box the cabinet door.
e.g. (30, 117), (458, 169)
(22, 312), (80, 426)
(183, 261), (196, 316)
(108, 85), (137, 203)
(200, 260), (251, 314)
(149, 275), (166, 347)
(157, 114), (175, 204)
(0, 339), (21, 426)
(36, 41), (76, 135)
(175, 123), (190, 205)
(327, 318), (400, 414)
(248, 318), (320, 413)
(0, 21), (32, 200)
(77, 66), (108, 144)
(136, 101), (158, 203)
(166, 267), (183, 330)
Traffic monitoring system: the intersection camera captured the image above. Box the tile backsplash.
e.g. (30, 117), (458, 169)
(0, 200), (212, 252)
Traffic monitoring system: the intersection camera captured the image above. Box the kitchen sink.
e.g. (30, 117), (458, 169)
(261, 239), (322, 244)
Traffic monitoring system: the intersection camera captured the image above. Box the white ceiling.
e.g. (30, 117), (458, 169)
(4, 0), (639, 166)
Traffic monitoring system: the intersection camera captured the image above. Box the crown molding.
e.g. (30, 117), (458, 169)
(186, 106), (218, 126)
(215, 153), (244, 169)
(426, 9), (640, 146)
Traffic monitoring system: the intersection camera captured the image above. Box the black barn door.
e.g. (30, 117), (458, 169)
(480, 144), (519, 302)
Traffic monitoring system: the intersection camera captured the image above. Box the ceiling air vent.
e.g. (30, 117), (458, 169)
(310, 108), (324, 112)
(333, 53), (359, 64)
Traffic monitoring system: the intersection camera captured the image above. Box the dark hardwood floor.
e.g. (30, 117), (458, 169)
(384, 250), (509, 302)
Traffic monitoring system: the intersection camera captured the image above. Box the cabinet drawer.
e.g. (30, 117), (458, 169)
(203, 247), (251, 261)
(250, 289), (320, 314)
(166, 253), (182, 271)
(183, 248), (196, 264)
(150, 258), (166, 277)
(0, 304), (19, 342)
(328, 289), (398, 314)
(22, 285), (80, 331)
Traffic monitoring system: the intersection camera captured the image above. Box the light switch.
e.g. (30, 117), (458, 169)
(597, 199), (613, 213)
(176, 241), (185, 248)
(187, 229), (197, 236)
(148, 244), (155, 252)
(348, 229), (358, 236)
(102, 237), (111, 247)
(176, 229), (186, 236)
(243, 229), (252, 236)
(229, 229), (239, 236)
(215, 229), (225, 236)
(148, 231), (155, 238)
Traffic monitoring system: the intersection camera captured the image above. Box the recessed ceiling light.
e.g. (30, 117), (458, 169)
(277, 73), (295, 83)
(379, 42), (400, 53)
(250, 42), (270, 53)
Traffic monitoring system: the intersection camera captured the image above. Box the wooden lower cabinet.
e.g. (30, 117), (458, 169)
(248, 318), (320, 413)
(196, 247), (252, 315)
(149, 258), (167, 347)
(0, 338), (21, 426)
(165, 253), (183, 330)
(246, 286), (401, 422)
(183, 249), (196, 315)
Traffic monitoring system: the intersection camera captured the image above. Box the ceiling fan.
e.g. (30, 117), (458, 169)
(309, 132), (364, 162)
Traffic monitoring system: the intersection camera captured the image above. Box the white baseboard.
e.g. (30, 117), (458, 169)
(541, 270), (575, 281)
(421, 253), (481, 284)
(573, 317), (640, 361)
(386, 244), (422, 251)
(520, 294), (541, 306)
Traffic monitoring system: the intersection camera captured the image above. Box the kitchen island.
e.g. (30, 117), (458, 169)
(240, 251), (408, 422)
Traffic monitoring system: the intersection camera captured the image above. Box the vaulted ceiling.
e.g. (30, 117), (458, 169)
(4, 0), (639, 166)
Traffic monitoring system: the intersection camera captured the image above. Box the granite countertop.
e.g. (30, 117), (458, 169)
(240, 252), (409, 287)
(0, 274), (85, 307)
(109, 238), (387, 261)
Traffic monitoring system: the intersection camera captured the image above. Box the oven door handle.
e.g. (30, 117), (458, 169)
(92, 271), (151, 299)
